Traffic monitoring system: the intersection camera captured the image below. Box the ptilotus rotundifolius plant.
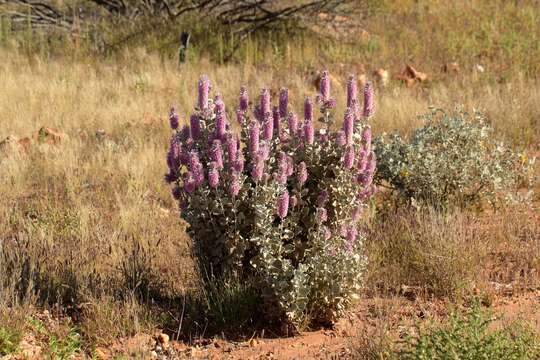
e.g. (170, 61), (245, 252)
(165, 72), (377, 329)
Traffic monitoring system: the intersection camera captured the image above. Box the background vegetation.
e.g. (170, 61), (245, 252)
(0, 0), (539, 357)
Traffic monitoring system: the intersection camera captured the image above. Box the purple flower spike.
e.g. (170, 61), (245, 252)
(239, 86), (249, 112)
(198, 75), (210, 110)
(320, 70), (331, 101)
(229, 172), (241, 197)
(336, 130), (346, 147)
(208, 162), (220, 188)
(304, 97), (313, 122)
(297, 161), (308, 185)
(279, 88), (289, 118)
(211, 139), (224, 169)
(288, 112), (298, 137)
(251, 155), (265, 183)
(272, 106), (281, 138)
(344, 146), (355, 169)
(167, 136), (181, 170)
(236, 109), (245, 125)
(249, 121), (260, 157)
(358, 149), (368, 172)
(276, 152), (288, 185)
(347, 75), (358, 109)
(277, 190), (290, 219)
(362, 126), (372, 150)
(184, 172), (197, 194)
(214, 94), (226, 114)
(263, 116), (274, 141)
(304, 119), (315, 145)
(190, 114), (201, 139)
(286, 156), (294, 177)
(317, 190), (329, 206)
(343, 109), (354, 145)
(188, 151), (205, 186)
(227, 135), (238, 165)
(258, 142), (270, 161)
(234, 152), (245, 173)
(215, 112), (227, 140)
(363, 82), (375, 118)
(260, 88), (271, 118)
(169, 106), (179, 130)
(180, 125), (191, 142)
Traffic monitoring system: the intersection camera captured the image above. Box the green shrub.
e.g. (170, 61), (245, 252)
(401, 306), (540, 360)
(374, 108), (534, 209)
(166, 73), (377, 329)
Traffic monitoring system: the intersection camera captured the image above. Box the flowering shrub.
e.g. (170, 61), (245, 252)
(165, 71), (377, 328)
(374, 108), (535, 208)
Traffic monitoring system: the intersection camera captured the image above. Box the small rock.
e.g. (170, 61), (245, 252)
(372, 68), (389, 86)
(475, 64), (485, 73)
(32, 126), (68, 145)
(248, 338), (259, 347)
(158, 333), (169, 345)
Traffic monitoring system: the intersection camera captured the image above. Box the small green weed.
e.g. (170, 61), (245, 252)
(0, 326), (21, 355)
(400, 307), (540, 360)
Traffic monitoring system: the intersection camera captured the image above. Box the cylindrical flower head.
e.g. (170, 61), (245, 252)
(347, 75), (358, 109)
(346, 227), (358, 248)
(180, 125), (191, 141)
(343, 146), (355, 169)
(167, 136), (181, 170)
(215, 112), (227, 140)
(169, 106), (179, 130)
(263, 116), (274, 141)
(343, 109), (354, 145)
(304, 97), (313, 122)
(304, 119), (315, 145)
(190, 114), (201, 139)
(188, 150), (204, 186)
(239, 86), (249, 112)
(249, 121), (260, 157)
(211, 139), (224, 169)
(320, 70), (331, 101)
(214, 94), (225, 114)
(279, 88), (288, 118)
(297, 161), (308, 185)
(277, 190), (290, 219)
(229, 172), (241, 197)
(234, 152), (245, 173)
(357, 149), (368, 173)
(184, 172), (198, 194)
(362, 126), (372, 148)
(336, 130), (346, 147)
(316, 207), (328, 223)
(272, 106), (281, 138)
(236, 109), (245, 125)
(288, 112), (298, 137)
(260, 88), (271, 117)
(198, 75), (210, 110)
(275, 152), (288, 185)
(251, 155), (264, 183)
(363, 82), (375, 118)
(317, 190), (329, 206)
(208, 162), (220, 188)
(226, 135), (238, 165)
(258, 142), (270, 161)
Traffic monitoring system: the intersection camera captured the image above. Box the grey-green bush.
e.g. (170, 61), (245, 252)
(374, 108), (534, 208)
